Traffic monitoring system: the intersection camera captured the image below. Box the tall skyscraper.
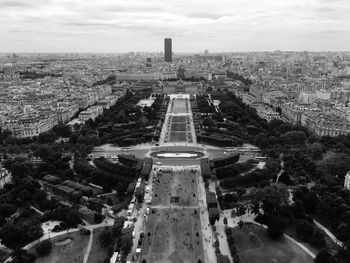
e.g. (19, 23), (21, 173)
(164, 38), (172, 62)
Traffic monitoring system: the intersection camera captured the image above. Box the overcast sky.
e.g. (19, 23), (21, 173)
(0, 0), (349, 53)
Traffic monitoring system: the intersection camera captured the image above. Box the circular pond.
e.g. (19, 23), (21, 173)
(150, 151), (204, 159)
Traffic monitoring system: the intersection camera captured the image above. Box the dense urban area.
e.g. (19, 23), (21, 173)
(1, 50), (350, 263)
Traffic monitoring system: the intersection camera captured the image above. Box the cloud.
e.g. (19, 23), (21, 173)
(0, 0), (36, 8)
(0, 0), (349, 52)
(185, 12), (227, 20)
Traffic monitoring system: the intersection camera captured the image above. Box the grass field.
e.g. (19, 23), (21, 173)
(171, 100), (188, 114)
(231, 224), (314, 263)
(87, 227), (112, 263)
(29, 231), (89, 263)
(169, 132), (188, 142)
(171, 123), (187, 131)
(172, 116), (187, 122)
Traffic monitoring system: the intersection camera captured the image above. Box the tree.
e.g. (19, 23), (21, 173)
(295, 220), (314, 242)
(302, 192), (319, 213)
(227, 235), (234, 246)
(0, 203), (17, 218)
(267, 216), (287, 239)
(36, 240), (52, 256)
(202, 118), (215, 128)
(53, 124), (72, 138)
(106, 197), (113, 206)
(247, 184), (289, 216)
(62, 169), (75, 179)
(335, 223), (350, 242)
(311, 228), (325, 248)
(317, 153), (350, 177)
(94, 213), (104, 224)
(120, 231), (133, 253)
(0, 216), (6, 227)
(18, 189), (32, 202)
(38, 131), (57, 144)
(65, 210), (81, 227)
(236, 203), (246, 218)
(21, 221), (44, 245)
(135, 187), (144, 203)
(11, 249), (36, 263)
(314, 249), (332, 263)
(0, 129), (12, 142)
(282, 131), (307, 145)
(0, 223), (20, 248)
(112, 216), (125, 237)
(310, 142), (324, 160)
(232, 254), (240, 263)
(116, 182), (126, 196)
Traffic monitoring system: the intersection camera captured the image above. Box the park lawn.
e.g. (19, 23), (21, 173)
(87, 226), (112, 263)
(172, 116), (187, 122)
(171, 100), (188, 113)
(29, 230), (89, 263)
(169, 132), (187, 142)
(171, 123), (187, 131)
(232, 224), (314, 263)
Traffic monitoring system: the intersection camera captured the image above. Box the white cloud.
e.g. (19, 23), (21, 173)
(0, 0), (349, 52)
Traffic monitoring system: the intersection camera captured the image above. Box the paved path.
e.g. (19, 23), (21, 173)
(82, 226), (94, 263)
(197, 171), (217, 263)
(216, 218), (233, 262)
(313, 219), (343, 247)
(30, 206), (44, 215)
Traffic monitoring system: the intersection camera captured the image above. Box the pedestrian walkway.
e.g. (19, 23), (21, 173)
(313, 219), (343, 247)
(82, 225), (94, 263)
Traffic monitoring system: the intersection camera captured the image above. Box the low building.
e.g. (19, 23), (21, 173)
(301, 112), (350, 136)
(256, 106), (280, 122)
(42, 174), (61, 184)
(0, 168), (12, 189)
(78, 105), (104, 122)
(345, 171), (350, 190)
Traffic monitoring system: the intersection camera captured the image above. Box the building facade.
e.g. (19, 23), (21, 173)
(164, 38), (172, 62)
(345, 171), (350, 190)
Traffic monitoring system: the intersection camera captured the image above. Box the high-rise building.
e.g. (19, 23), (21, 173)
(146, 57), (152, 67)
(164, 38), (172, 62)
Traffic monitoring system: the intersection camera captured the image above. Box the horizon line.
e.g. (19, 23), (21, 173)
(1, 50), (350, 54)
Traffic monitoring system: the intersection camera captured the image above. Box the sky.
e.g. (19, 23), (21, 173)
(0, 0), (349, 53)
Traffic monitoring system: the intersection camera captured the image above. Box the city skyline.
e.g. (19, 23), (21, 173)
(0, 0), (350, 53)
